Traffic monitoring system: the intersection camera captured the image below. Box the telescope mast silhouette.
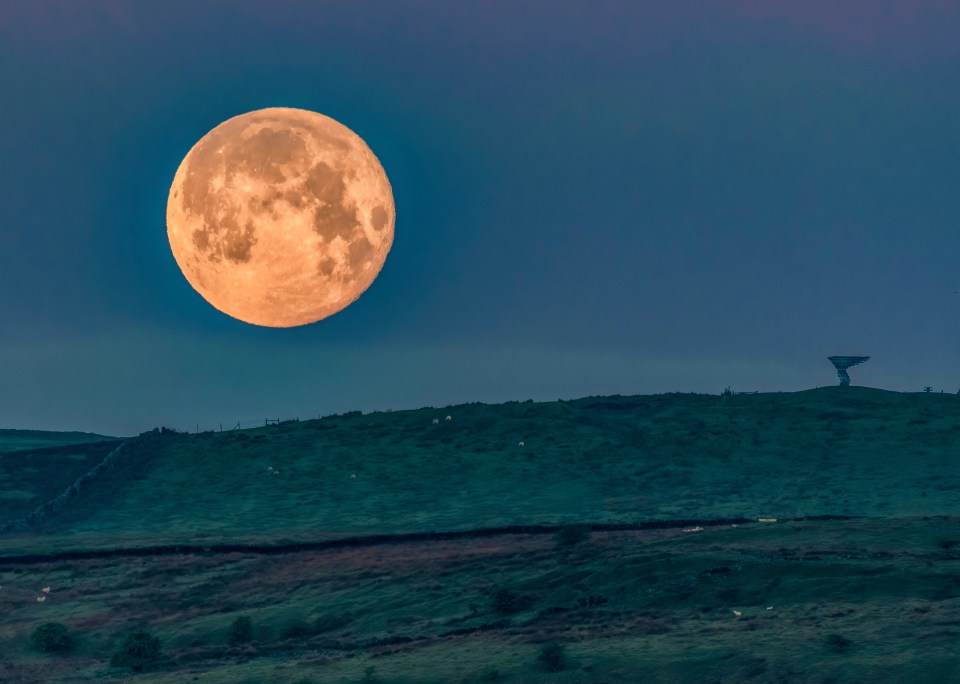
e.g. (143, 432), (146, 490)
(828, 356), (870, 386)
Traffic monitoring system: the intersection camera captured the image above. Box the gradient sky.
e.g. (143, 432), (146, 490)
(2, 1), (958, 436)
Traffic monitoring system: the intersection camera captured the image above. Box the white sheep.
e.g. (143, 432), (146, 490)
(445, 415), (452, 421)
(41, 586), (51, 593)
(432, 418), (439, 425)
(350, 474), (357, 479)
(518, 441), (525, 447)
(36, 596), (46, 603)
(732, 610), (742, 617)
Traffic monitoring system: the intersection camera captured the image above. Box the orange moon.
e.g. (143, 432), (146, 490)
(166, 107), (394, 327)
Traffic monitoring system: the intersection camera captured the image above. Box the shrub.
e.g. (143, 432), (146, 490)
(30, 622), (73, 653)
(538, 642), (567, 672)
(576, 594), (608, 609)
(554, 524), (591, 547)
(110, 631), (161, 671)
(825, 633), (851, 652)
(229, 615), (253, 644)
(491, 587), (530, 615)
(281, 620), (312, 639)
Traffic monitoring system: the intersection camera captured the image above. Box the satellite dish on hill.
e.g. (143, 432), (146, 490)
(828, 356), (870, 386)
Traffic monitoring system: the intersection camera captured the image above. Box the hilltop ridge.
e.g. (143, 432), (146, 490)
(0, 429), (118, 454)
(1, 388), (957, 555)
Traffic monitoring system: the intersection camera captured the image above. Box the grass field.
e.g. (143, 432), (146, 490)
(0, 387), (958, 682)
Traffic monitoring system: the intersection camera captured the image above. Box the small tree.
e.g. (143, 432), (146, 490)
(281, 620), (312, 639)
(825, 633), (852, 652)
(491, 587), (521, 615)
(229, 615), (253, 644)
(110, 631), (161, 672)
(30, 623), (73, 653)
(538, 642), (566, 672)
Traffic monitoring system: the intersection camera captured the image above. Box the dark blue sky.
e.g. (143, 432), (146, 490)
(2, 2), (958, 435)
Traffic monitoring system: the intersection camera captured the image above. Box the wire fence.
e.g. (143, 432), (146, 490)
(190, 416), (306, 434)
(184, 405), (397, 434)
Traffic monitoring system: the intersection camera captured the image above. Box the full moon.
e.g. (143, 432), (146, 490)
(166, 107), (394, 327)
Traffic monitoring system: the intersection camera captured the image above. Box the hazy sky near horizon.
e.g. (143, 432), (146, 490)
(2, 1), (959, 436)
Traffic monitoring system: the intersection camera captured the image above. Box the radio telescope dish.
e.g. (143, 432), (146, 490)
(828, 356), (870, 386)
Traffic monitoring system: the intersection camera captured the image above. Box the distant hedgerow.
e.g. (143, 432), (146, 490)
(30, 622), (73, 653)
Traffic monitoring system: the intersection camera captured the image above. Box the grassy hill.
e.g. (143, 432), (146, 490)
(3, 386), (958, 554)
(0, 439), (123, 525)
(0, 429), (117, 454)
(1, 387), (959, 683)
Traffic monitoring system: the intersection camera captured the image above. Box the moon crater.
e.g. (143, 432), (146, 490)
(166, 107), (394, 327)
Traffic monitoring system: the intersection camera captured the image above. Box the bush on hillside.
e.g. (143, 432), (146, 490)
(229, 615), (253, 644)
(110, 631), (161, 672)
(30, 622), (73, 653)
(538, 642), (567, 672)
(825, 633), (852, 652)
(281, 620), (313, 639)
(490, 586), (533, 615)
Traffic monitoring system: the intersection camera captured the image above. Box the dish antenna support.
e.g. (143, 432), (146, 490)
(828, 356), (870, 386)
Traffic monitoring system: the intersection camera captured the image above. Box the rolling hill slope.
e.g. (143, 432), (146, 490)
(0, 429), (117, 454)
(2, 387), (957, 555)
(1, 388), (960, 683)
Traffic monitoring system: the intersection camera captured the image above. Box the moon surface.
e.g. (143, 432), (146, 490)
(166, 107), (394, 327)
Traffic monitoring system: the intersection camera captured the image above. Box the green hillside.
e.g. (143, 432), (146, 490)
(0, 439), (124, 524)
(1, 388), (959, 683)
(2, 387), (958, 554)
(3, 516), (960, 684)
(0, 429), (117, 454)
